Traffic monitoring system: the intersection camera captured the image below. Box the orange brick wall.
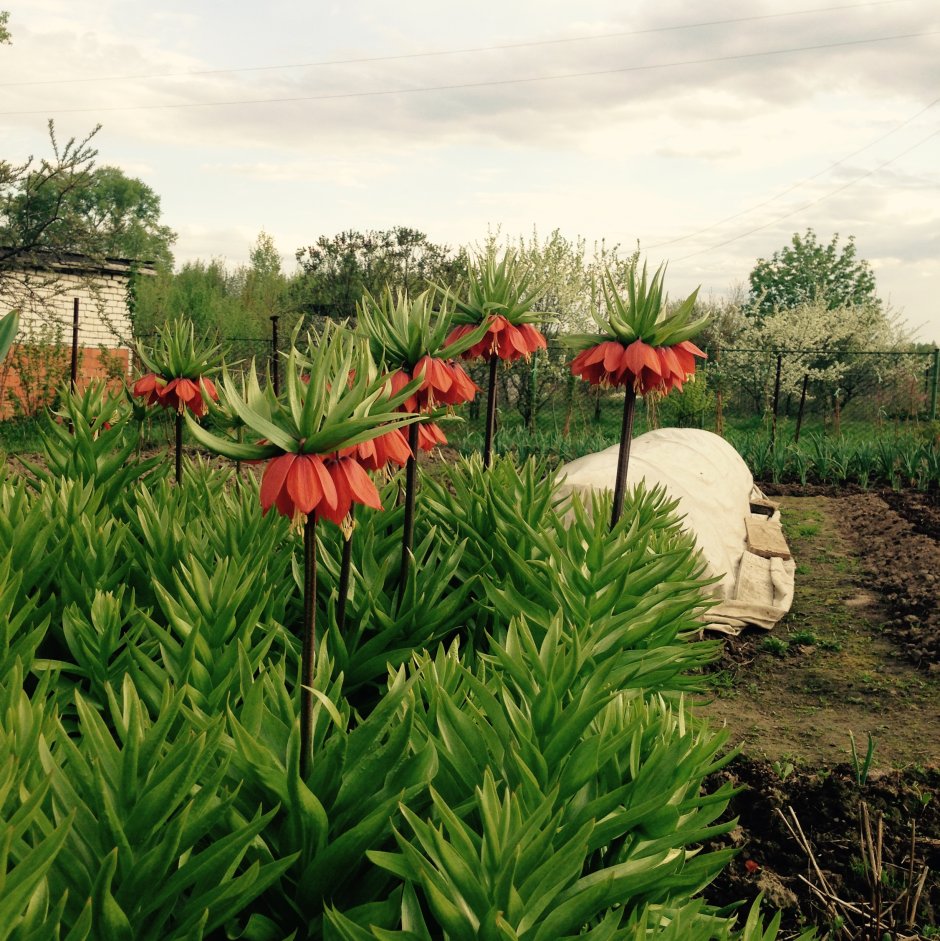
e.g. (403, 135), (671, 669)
(0, 345), (130, 418)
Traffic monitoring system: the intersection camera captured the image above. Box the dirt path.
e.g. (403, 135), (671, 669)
(695, 494), (940, 772)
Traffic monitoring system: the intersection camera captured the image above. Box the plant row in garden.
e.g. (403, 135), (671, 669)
(1, 414), (807, 939)
(729, 428), (940, 490)
(0, 268), (813, 939)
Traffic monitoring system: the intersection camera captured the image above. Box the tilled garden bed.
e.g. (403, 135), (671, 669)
(704, 757), (940, 939)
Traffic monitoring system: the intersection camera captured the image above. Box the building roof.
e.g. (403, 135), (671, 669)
(0, 248), (158, 278)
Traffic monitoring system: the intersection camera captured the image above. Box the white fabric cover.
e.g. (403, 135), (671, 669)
(555, 428), (795, 633)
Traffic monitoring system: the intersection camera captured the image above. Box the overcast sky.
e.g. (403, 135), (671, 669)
(3, 0), (939, 342)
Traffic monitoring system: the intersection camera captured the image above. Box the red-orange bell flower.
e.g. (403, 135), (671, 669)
(132, 372), (166, 406)
(160, 376), (218, 416)
(417, 421), (448, 451)
(570, 338), (705, 393)
(447, 315), (546, 363)
(345, 427), (412, 471)
(320, 455), (383, 525)
(260, 452), (338, 520)
(388, 358), (478, 410)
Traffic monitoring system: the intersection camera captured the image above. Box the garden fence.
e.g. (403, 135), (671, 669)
(128, 325), (940, 439)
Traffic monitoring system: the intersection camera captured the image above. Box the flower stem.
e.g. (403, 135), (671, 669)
(483, 356), (498, 468)
(336, 507), (354, 633)
(610, 385), (637, 530)
(175, 412), (183, 484)
(398, 422), (420, 603)
(300, 514), (318, 780)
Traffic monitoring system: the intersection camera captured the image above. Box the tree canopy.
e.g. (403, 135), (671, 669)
(0, 122), (177, 285)
(0, 11), (10, 44)
(294, 227), (465, 319)
(747, 228), (879, 318)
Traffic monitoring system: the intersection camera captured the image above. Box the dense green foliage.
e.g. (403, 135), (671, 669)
(729, 427), (940, 490)
(0, 389), (810, 940)
(0, 129), (176, 274)
(747, 229), (879, 319)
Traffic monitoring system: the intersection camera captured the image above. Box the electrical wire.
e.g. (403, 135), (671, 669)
(646, 96), (940, 250)
(2, 29), (936, 117)
(0, 0), (915, 88)
(671, 124), (940, 262)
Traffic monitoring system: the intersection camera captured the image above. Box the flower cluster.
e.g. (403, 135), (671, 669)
(568, 263), (708, 394)
(259, 450), (383, 525)
(569, 338), (705, 393)
(447, 315), (546, 364)
(133, 373), (218, 416)
(380, 355), (476, 451)
(132, 319), (221, 416)
(445, 249), (547, 365)
(187, 323), (424, 528)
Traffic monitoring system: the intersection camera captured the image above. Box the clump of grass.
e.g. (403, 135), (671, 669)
(760, 635), (789, 657)
(789, 629), (818, 646)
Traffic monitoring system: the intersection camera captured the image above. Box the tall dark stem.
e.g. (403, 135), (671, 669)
(399, 422), (420, 602)
(483, 356), (499, 468)
(336, 507), (354, 633)
(610, 386), (637, 530)
(300, 514), (318, 780)
(175, 411), (183, 484)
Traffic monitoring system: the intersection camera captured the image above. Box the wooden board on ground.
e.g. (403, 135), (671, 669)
(745, 515), (792, 560)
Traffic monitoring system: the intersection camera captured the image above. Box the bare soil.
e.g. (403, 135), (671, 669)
(698, 488), (940, 937)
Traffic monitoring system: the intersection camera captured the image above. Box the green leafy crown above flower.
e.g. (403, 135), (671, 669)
(447, 248), (547, 328)
(136, 317), (222, 380)
(572, 262), (707, 350)
(355, 287), (488, 369)
(185, 320), (423, 463)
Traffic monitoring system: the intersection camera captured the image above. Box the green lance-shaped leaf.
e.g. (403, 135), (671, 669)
(186, 321), (426, 463)
(445, 247), (549, 327)
(0, 309), (19, 362)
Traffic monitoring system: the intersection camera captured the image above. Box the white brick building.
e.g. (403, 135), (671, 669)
(0, 252), (153, 415)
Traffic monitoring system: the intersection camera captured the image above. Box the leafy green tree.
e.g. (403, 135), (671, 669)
(133, 232), (295, 338)
(747, 228), (879, 318)
(1, 122), (101, 290)
(0, 11), (10, 44)
(1, 123), (176, 294)
(133, 260), (253, 337)
(294, 227), (465, 319)
(3, 161), (176, 268)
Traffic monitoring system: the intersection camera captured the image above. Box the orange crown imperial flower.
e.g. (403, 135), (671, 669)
(443, 248), (549, 364)
(446, 315), (547, 363)
(570, 338), (706, 392)
(568, 262), (708, 394)
(259, 451), (383, 524)
(185, 322), (424, 527)
(133, 319), (221, 415)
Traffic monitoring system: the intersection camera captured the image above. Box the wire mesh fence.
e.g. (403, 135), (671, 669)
(137, 327), (940, 440)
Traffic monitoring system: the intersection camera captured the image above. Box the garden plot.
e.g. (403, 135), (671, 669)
(695, 489), (940, 936)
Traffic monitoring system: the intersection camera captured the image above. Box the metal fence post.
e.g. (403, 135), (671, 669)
(714, 342), (724, 436)
(70, 298), (79, 392)
(794, 373), (809, 443)
(270, 315), (280, 396)
(931, 346), (939, 421)
(771, 352), (783, 444)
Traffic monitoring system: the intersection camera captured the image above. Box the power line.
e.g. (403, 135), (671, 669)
(671, 124), (940, 262)
(646, 96), (940, 250)
(0, 0), (914, 89)
(2, 29), (936, 117)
